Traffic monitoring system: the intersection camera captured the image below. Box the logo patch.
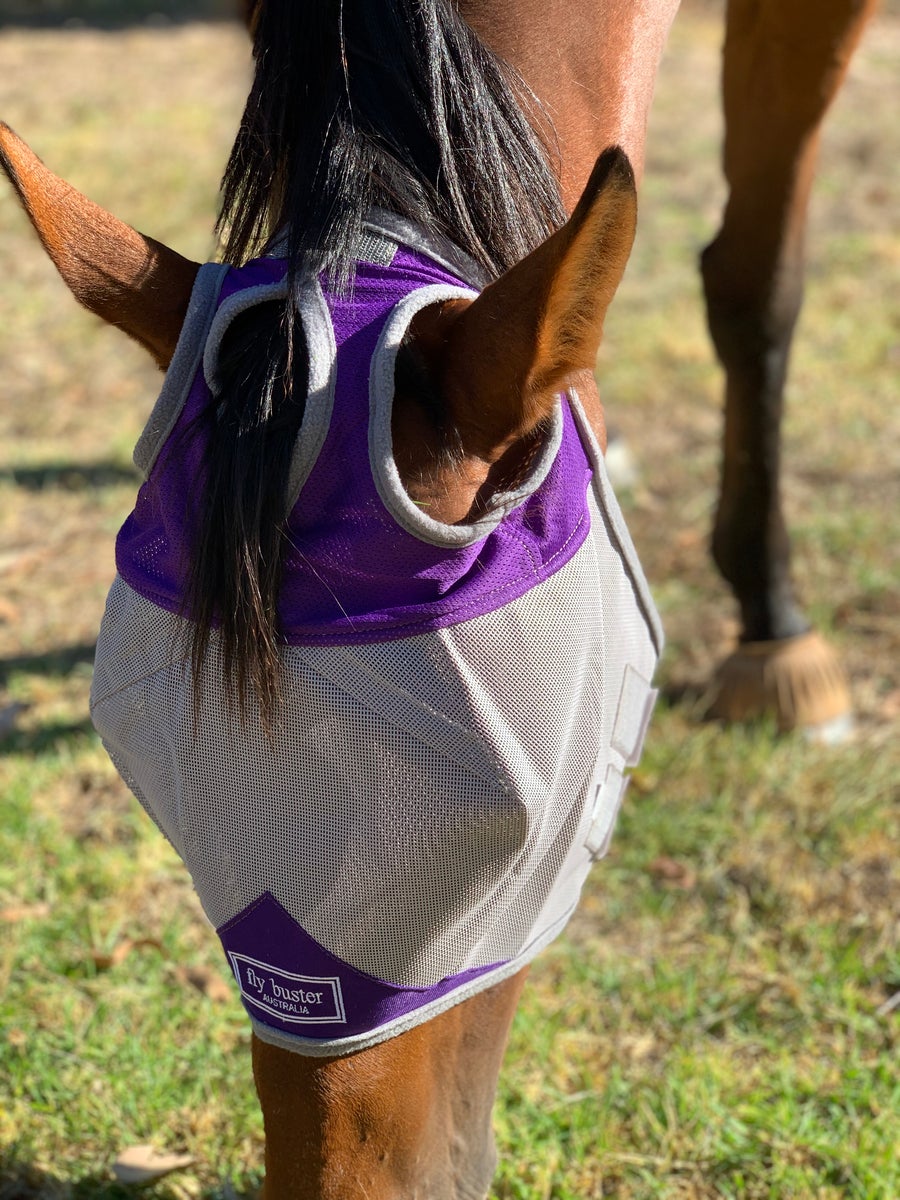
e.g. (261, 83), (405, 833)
(229, 953), (347, 1024)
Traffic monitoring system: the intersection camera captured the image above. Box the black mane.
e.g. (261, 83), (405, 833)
(218, 0), (564, 286)
(189, 0), (564, 733)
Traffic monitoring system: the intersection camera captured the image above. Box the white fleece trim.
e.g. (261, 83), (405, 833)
(285, 281), (338, 508)
(202, 277), (290, 394)
(567, 389), (665, 657)
(133, 262), (230, 477)
(365, 208), (490, 288)
(368, 283), (564, 549)
(198, 273), (337, 511)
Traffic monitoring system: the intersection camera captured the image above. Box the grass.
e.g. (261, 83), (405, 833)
(1, 9), (899, 1199)
(492, 708), (899, 1198)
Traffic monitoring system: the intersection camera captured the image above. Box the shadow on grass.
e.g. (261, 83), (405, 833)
(0, 1161), (259, 1199)
(658, 677), (720, 725)
(0, 715), (96, 756)
(0, 643), (96, 754)
(0, 0), (241, 29)
(0, 1162), (133, 1199)
(0, 462), (137, 492)
(0, 642), (95, 687)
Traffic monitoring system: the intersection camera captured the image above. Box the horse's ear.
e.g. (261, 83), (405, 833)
(0, 123), (199, 370)
(239, 0), (260, 34)
(435, 147), (637, 459)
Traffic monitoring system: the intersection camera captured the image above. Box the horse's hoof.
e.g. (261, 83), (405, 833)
(708, 631), (853, 740)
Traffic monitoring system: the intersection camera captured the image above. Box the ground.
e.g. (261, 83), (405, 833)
(0, 6), (898, 1198)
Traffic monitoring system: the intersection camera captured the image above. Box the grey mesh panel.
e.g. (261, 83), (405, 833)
(568, 389), (664, 655)
(90, 486), (657, 992)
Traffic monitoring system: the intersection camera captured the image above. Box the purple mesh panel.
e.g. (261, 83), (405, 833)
(115, 246), (594, 646)
(276, 400), (591, 642)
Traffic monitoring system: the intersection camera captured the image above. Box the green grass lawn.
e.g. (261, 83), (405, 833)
(1, 11), (898, 1199)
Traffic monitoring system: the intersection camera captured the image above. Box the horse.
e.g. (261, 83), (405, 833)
(0, 0), (878, 1196)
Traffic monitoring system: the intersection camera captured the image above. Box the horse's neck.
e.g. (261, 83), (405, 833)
(461, 0), (681, 205)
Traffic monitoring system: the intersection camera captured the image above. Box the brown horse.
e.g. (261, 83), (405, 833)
(0, 0), (878, 1196)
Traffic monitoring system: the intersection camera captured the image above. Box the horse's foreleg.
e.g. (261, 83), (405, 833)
(701, 0), (878, 733)
(251, 968), (528, 1200)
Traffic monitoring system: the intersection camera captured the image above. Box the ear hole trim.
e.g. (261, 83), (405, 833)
(200, 273), (338, 512)
(369, 283), (564, 549)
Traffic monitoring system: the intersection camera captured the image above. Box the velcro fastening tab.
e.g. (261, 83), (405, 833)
(585, 764), (629, 860)
(611, 664), (658, 768)
(356, 231), (397, 267)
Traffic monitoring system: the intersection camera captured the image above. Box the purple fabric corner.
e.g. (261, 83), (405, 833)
(217, 892), (502, 1040)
